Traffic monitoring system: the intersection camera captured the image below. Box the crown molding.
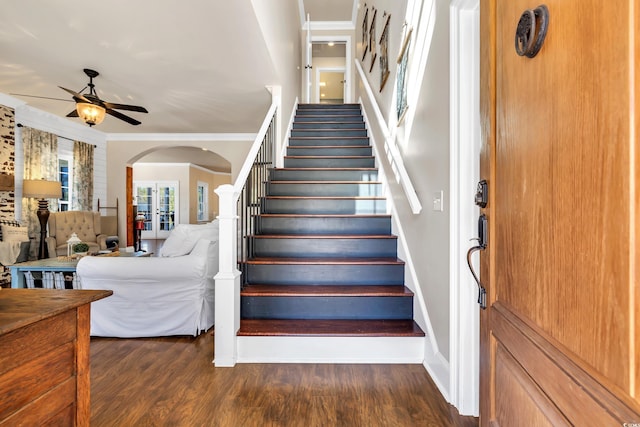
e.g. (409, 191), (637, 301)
(106, 133), (256, 142)
(302, 21), (355, 31)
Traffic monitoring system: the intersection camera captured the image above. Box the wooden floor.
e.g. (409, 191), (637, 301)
(90, 331), (478, 427)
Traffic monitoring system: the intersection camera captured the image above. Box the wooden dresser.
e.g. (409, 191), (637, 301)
(0, 289), (111, 426)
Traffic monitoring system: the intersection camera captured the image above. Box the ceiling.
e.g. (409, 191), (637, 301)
(0, 0), (356, 135)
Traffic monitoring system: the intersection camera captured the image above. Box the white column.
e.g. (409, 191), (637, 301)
(213, 184), (241, 367)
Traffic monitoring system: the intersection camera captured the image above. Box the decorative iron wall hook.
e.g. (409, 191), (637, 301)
(515, 5), (549, 58)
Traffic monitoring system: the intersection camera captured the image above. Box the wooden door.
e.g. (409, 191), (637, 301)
(480, 1), (640, 425)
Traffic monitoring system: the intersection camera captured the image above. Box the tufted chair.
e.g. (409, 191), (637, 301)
(45, 211), (107, 258)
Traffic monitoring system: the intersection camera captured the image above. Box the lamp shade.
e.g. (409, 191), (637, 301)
(23, 179), (62, 199)
(76, 102), (106, 126)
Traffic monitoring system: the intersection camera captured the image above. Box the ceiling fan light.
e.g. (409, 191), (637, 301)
(76, 102), (105, 126)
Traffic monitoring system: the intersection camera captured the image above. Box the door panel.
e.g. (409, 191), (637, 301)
(480, 0), (640, 424)
(134, 181), (178, 239)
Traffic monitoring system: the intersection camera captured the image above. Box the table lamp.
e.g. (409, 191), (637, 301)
(23, 179), (62, 259)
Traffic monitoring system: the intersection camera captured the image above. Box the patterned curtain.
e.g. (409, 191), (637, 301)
(72, 141), (94, 210)
(22, 127), (58, 259)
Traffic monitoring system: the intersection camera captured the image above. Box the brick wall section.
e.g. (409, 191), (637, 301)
(0, 105), (16, 286)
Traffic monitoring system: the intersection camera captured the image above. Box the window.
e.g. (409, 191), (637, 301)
(58, 157), (71, 211)
(197, 182), (208, 222)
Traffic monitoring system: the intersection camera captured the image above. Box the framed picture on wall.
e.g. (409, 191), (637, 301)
(369, 8), (377, 73)
(362, 6), (369, 61)
(379, 12), (391, 92)
(396, 25), (412, 125)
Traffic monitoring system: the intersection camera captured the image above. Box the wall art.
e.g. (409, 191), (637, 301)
(368, 8), (377, 72)
(361, 5), (369, 61)
(396, 25), (412, 125)
(379, 12), (391, 92)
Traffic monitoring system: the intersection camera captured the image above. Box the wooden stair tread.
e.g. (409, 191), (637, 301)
(238, 319), (425, 337)
(241, 284), (413, 297)
(242, 257), (405, 265)
(294, 121), (364, 124)
(284, 155), (375, 159)
(287, 145), (371, 149)
(264, 196), (385, 200)
(250, 234), (396, 239)
(289, 137), (368, 141)
(255, 213), (390, 218)
(273, 168), (377, 171)
(269, 180), (382, 184)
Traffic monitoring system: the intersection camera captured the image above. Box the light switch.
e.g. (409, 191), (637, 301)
(433, 191), (444, 212)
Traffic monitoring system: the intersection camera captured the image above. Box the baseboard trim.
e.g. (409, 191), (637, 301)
(237, 336), (425, 364)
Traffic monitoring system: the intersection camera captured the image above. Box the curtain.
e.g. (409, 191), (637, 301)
(22, 127), (58, 259)
(72, 141), (94, 210)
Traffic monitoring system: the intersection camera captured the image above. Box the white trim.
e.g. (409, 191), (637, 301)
(106, 132), (256, 142)
(449, 0), (480, 417)
(237, 336), (424, 363)
(278, 97), (298, 168)
(351, 0), (359, 25)
(302, 21), (355, 31)
(311, 35), (353, 104)
(355, 62), (422, 213)
(297, 0), (306, 27)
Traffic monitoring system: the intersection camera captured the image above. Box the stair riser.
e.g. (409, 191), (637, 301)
(293, 122), (365, 130)
(270, 169), (378, 181)
(257, 216), (391, 235)
(297, 106), (361, 113)
(241, 296), (413, 320)
(295, 110), (361, 117)
(289, 137), (370, 147)
(244, 263), (404, 285)
(291, 130), (367, 138)
(284, 157), (375, 168)
(286, 147), (372, 156)
(268, 183), (382, 197)
(295, 115), (363, 123)
(263, 198), (387, 215)
(298, 103), (360, 107)
(253, 237), (397, 258)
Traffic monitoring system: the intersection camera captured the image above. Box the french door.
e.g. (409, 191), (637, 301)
(134, 181), (179, 239)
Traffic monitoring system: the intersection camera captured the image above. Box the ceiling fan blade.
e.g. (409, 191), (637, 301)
(58, 86), (91, 104)
(103, 102), (148, 113)
(10, 93), (74, 102)
(106, 108), (142, 126)
(66, 109), (79, 118)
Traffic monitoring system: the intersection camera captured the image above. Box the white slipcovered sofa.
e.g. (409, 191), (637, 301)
(76, 221), (219, 337)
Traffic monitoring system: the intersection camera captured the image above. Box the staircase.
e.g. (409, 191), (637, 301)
(236, 103), (425, 363)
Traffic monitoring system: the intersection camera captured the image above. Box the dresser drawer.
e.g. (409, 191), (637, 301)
(0, 310), (76, 376)
(0, 342), (75, 422)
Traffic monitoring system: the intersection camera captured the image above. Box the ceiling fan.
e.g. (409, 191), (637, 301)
(58, 68), (148, 127)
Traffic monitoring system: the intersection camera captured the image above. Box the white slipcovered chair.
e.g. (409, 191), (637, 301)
(76, 220), (219, 337)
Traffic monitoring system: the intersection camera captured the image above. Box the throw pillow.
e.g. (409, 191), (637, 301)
(1, 225), (29, 243)
(0, 219), (22, 240)
(159, 225), (200, 257)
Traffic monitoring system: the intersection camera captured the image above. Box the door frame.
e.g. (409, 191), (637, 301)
(310, 35), (352, 103)
(315, 67), (346, 104)
(449, 0), (480, 416)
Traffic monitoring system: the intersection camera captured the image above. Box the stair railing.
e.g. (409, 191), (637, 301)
(237, 109), (277, 283)
(213, 99), (278, 366)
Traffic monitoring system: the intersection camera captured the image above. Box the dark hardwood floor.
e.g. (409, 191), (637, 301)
(90, 331), (478, 426)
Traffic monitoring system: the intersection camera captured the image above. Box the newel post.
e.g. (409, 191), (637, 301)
(213, 184), (241, 366)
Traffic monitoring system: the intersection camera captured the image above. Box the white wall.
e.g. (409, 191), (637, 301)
(106, 138), (254, 242)
(251, 0), (303, 151)
(354, 0), (452, 363)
